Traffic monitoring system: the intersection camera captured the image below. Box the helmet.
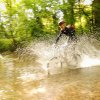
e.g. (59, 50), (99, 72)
(58, 21), (65, 26)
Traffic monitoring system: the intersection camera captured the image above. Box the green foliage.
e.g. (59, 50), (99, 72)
(0, 39), (13, 52)
(0, 0), (98, 52)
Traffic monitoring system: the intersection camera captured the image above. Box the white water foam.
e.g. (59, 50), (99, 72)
(17, 36), (100, 75)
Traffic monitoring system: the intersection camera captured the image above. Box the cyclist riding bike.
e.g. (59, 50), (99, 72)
(55, 21), (77, 44)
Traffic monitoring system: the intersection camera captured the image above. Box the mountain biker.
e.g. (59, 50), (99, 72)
(55, 21), (77, 44)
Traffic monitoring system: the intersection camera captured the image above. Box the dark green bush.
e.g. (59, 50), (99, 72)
(0, 39), (13, 52)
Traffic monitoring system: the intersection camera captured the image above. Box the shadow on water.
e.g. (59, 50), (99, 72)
(0, 36), (100, 100)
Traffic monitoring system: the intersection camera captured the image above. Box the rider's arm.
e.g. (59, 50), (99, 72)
(70, 25), (75, 33)
(55, 31), (62, 44)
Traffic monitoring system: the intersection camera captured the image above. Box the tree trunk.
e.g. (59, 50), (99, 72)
(78, 0), (83, 34)
(93, 0), (100, 27)
(68, 0), (75, 25)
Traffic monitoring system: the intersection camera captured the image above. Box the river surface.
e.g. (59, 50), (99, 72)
(0, 37), (100, 100)
(0, 55), (100, 100)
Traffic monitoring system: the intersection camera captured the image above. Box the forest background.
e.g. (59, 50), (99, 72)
(0, 0), (100, 52)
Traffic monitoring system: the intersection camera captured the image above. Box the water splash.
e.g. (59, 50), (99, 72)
(80, 54), (100, 68)
(16, 36), (100, 75)
(0, 54), (4, 60)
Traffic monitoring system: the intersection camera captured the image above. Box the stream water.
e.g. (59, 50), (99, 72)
(0, 36), (100, 100)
